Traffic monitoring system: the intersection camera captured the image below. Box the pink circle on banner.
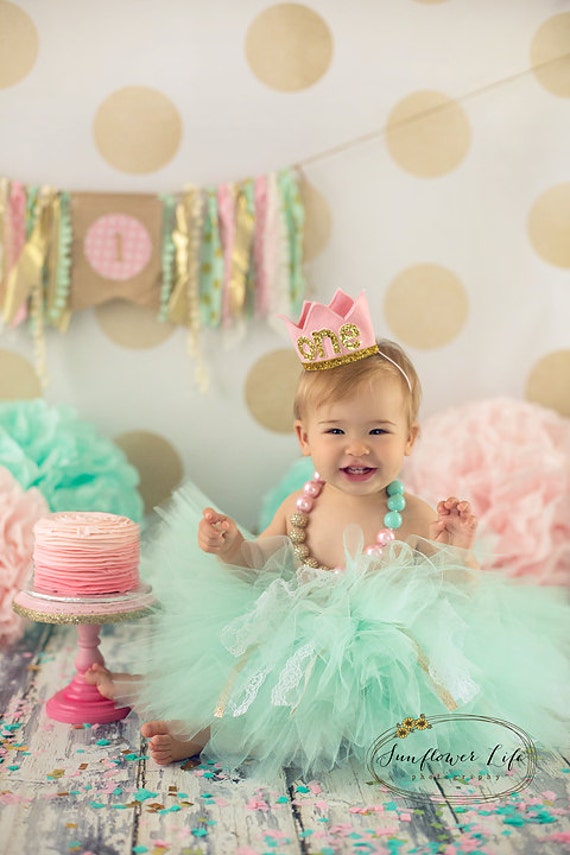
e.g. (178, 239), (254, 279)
(84, 214), (152, 281)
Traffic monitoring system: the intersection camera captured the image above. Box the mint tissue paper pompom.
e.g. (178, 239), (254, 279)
(0, 400), (144, 523)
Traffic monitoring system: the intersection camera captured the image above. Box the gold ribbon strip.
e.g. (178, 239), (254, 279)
(166, 194), (190, 326)
(0, 178), (7, 303)
(228, 183), (255, 318)
(166, 187), (208, 390)
(2, 187), (54, 327)
(213, 646), (256, 718)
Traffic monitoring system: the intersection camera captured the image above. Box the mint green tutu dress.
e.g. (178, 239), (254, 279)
(137, 483), (569, 778)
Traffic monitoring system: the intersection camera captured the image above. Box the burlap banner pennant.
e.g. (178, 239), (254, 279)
(70, 192), (163, 312)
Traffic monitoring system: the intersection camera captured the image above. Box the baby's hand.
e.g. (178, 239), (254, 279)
(198, 508), (243, 560)
(429, 497), (478, 551)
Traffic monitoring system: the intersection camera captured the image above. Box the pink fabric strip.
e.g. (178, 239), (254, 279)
(253, 175), (268, 318)
(6, 182), (27, 326)
(217, 183), (236, 328)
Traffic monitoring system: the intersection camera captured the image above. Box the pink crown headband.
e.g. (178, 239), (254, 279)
(279, 289), (412, 390)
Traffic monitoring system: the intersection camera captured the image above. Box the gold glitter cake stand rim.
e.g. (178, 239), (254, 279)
(12, 602), (156, 625)
(13, 585), (157, 625)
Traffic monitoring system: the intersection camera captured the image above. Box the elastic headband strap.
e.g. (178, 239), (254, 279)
(377, 350), (412, 393)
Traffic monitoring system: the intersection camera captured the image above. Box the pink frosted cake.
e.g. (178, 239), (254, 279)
(32, 512), (140, 596)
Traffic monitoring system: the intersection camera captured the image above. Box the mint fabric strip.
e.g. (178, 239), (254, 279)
(278, 168), (306, 317)
(199, 188), (224, 328)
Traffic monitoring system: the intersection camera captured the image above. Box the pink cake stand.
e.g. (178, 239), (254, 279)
(13, 584), (156, 725)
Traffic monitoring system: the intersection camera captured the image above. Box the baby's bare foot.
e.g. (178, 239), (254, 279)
(84, 663), (117, 700)
(141, 720), (208, 766)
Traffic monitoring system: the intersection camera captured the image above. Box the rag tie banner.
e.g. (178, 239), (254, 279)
(0, 169), (305, 386)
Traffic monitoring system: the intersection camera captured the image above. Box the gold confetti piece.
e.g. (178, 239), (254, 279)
(78, 763), (88, 770)
(65, 822), (76, 827)
(48, 769), (65, 778)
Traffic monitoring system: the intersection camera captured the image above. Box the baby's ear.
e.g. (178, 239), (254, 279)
(405, 422), (420, 456)
(294, 420), (311, 456)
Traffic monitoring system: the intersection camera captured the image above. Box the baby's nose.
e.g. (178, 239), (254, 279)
(347, 439), (370, 456)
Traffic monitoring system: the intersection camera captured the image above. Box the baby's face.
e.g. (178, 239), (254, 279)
(295, 376), (417, 495)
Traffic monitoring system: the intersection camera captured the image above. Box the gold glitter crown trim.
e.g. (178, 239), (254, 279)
(302, 344), (380, 371)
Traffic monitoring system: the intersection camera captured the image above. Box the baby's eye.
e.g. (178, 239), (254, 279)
(370, 428), (388, 435)
(326, 428), (344, 435)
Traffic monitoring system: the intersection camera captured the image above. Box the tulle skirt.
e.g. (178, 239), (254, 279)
(135, 482), (570, 778)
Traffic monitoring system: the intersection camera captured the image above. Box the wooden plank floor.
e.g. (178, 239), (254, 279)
(1, 622), (569, 855)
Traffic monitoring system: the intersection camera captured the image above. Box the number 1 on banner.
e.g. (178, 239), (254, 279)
(114, 231), (123, 262)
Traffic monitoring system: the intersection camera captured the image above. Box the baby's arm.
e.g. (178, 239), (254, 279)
(430, 497), (478, 555)
(198, 497), (291, 565)
(198, 508), (246, 564)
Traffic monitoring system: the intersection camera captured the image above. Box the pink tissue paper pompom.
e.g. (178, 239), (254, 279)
(403, 398), (570, 586)
(0, 465), (49, 645)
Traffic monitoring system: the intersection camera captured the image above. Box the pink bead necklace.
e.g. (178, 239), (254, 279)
(289, 472), (406, 571)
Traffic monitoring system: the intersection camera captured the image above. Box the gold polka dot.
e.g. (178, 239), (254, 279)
(386, 91), (471, 177)
(525, 350), (570, 417)
(530, 13), (570, 98)
(114, 430), (183, 514)
(245, 3), (333, 92)
(528, 184), (570, 268)
(384, 264), (468, 349)
(93, 87), (182, 174)
(95, 300), (176, 349)
(0, 350), (42, 398)
(245, 349), (300, 432)
(302, 179), (332, 261)
(0, 2), (38, 89)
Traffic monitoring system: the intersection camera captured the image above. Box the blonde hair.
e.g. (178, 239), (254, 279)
(293, 339), (421, 427)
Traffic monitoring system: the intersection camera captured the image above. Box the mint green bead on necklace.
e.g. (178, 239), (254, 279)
(384, 479), (406, 530)
(386, 479), (404, 496)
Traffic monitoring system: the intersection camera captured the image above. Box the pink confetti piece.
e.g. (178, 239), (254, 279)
(541, 790), (557, 801)
(349, 804), (385, 815)
(308, 781), (322, 794)
(541, 832), (570, 842)
(245, 798), (270, 811)
(399, 812), (412, 822)
(0, 793), (33, 805)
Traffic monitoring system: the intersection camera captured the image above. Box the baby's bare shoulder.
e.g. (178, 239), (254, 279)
(404, 492), (436, 534)
(260, 490), (302, 538)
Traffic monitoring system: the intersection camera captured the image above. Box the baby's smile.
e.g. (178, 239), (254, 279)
(341, 466), (377, 480)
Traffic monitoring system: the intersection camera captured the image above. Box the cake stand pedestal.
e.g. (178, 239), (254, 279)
(13, 585), (155, 725)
